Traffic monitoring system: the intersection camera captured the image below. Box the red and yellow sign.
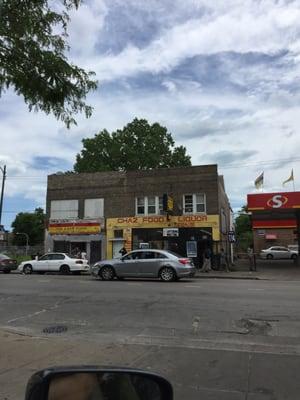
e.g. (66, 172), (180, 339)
(248, 192), (300, 211)
(48, 220), (101, 235)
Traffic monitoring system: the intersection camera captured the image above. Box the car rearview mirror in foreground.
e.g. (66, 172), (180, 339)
(25, 367), (173, 400)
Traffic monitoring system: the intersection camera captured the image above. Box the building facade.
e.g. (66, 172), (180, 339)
(247, 191), (300, 253)
(45, 165), (231, 266)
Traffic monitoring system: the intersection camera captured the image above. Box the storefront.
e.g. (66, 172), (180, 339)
(247, 192), (300, 253)
(45, 219), (105, 264)
(107, 215), (220, 267)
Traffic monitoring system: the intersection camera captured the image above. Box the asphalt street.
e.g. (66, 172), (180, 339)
(1, 273), (300, 399)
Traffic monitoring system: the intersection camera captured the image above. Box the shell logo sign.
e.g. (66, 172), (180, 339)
(247, 191), (300, 211)
(266, 194), (288, 209)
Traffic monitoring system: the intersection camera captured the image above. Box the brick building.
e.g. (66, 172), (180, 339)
(45, 165), (231, 265)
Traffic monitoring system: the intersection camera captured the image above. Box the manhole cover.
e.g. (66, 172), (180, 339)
(42, 325), (68, 334)
(237, 318), (272, 335)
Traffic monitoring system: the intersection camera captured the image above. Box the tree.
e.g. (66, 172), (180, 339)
(0, 0), (97, 127)
(235, 206), (253, 251)
(74, 118), (192, 172)
(12, 208), (45, 245)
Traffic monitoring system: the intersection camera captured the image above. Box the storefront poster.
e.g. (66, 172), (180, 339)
(49, 220), (101, 235)
(186, 241), (197, 257)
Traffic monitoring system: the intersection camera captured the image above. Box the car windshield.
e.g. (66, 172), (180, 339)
(0, 254), (9, 260)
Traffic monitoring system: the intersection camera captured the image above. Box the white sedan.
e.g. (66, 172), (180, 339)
(18, 253), (90, 275)
(260, 246), (298, 260)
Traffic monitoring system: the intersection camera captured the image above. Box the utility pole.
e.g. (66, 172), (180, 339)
(0, 165), (6, 226)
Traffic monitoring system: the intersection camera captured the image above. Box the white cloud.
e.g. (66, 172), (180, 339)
(1, 0), (300, 228)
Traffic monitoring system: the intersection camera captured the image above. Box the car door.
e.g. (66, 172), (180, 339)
(279, 247), (290, 259)
(47, 253), (65, 271)
(34, 254), (50, 272)
(138, 251), (166, 277)
(113, 252), (140, 277)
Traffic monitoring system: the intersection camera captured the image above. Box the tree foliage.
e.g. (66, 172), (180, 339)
(12, 208), (45, 245)
(235, 206), (253, 251)
(74, 118), (192, 172)
(0, 0), (97, 126)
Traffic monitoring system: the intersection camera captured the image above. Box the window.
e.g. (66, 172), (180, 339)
(135, 196), (162, 215)
(39, 255), (50, 261)
(183, 194), (206, 214)
(85, 199), (104, 219)
(114, 230), (123, 238)
(50, 200), (78, 219)
(136, 197), (145, 215)
(84, 198), (104, 218)
(49, 254), (65, 260)
(148, 196), (156, 214)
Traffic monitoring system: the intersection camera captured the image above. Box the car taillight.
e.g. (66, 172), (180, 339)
(179, 258), (190, 265)
(75, 260), (83, 264)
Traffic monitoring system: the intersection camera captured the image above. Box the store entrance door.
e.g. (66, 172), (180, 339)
(112, 240), (124, 258)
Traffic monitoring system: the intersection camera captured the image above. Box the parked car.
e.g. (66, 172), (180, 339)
(91, 249), (196, 282)
(287, 244), (299, 253)
(0, 253), (18, 273)
(260, 246), (298, 260)
(18, 253), (90, 275)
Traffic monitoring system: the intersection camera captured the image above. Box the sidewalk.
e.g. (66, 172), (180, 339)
(194, 258), (300, 281)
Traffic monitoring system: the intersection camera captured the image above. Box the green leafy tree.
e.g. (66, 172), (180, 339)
(235, 206), (253, 251)
(74, 118), (192, 172)
(0, 0), (97, 126)
(12, 208), (45, 245)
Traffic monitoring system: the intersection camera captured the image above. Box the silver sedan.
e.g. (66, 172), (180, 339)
(260, 246), (298, 260)
(91, 249), (195, 282)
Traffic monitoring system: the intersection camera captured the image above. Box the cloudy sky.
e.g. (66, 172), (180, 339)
(1, 0), (300, 229)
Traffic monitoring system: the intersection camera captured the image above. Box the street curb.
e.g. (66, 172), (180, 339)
(193, 274), (260, 280)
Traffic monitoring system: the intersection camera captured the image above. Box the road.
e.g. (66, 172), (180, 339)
(1, 273), (300, 399)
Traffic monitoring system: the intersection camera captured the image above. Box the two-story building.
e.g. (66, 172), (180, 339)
(45, 165), (231, 266)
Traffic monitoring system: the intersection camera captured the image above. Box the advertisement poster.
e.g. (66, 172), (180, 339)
(186, 241), (197, 257)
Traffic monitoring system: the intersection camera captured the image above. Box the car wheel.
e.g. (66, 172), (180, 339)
(159, 267), (176, 282)
(100, 266), (115, 281)
(23, 264), (33, 275)
(60, 265), (70, 275)
(3, 269), (11, 274)
(291, 254), (297, 260)
(266, 254), (273, 260)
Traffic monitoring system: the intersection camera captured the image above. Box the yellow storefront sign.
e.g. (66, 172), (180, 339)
(106, 214), (220, 258)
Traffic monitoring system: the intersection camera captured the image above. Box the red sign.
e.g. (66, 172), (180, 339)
(248, 192), (300, 211)
(252, 219), (296, 228)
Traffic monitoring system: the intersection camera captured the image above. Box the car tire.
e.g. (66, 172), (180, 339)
(99, 266), (115, 281)
(60, 265), (70, 275)
(159, 267), (176, 282)
(3, 269), (11, 274)
(23, 264), (33, 275)
(266, 254), (273, 260)
(291, 254), (297, 260)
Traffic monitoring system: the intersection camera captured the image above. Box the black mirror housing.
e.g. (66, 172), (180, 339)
(25, 366), (173, 400)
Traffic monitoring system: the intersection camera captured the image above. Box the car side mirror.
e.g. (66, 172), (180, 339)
(25, 367), (173, 400)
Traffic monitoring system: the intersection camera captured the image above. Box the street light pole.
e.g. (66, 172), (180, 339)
(0, 165), (6, 226)
(16, 232), (29, 256)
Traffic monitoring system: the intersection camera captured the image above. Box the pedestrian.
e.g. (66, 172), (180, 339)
(200, 247), (212, 272)
(81, 250), (87, 260)
(220, 248), (229, 272)
(119, 246), (127, 257)
(247, 245), (256, 271)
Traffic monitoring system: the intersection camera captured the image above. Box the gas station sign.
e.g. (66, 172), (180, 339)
(248, 192), (300, 211)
